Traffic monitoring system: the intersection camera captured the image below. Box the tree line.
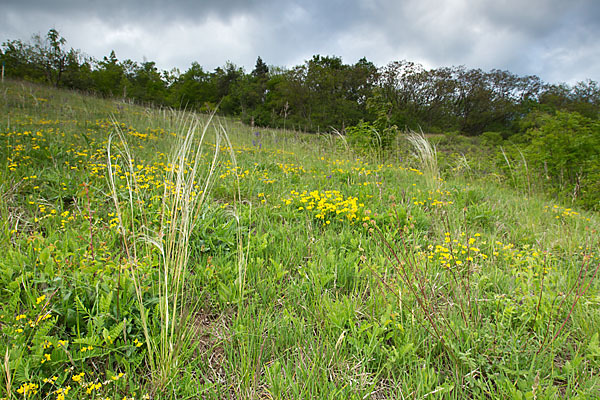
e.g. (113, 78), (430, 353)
(2, 29), (599, 137)
(2, 29), (600, 208)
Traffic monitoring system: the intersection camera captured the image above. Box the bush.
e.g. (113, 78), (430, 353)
(345, 89), (399, 154)
(526, 111), (600, 208)
(481, 131), (503, 146)
(345, 120), (397, 153)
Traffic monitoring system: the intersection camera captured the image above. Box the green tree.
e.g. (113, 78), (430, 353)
(0, 29), (72, 86)
(92, 51), (126, 97)
(0, 38), (44, 81)
(61, 49), (93, 90)
(168, 62), (214, 110)
(128, 61), (168, 105)
(570, 79), (600, 119)
(252, 56), (269, 79)
(263, 66), (309, 129)
(304, 55), (364, 131)
(235, 57), (270, 124)
(30, 29), (69, 87)
(210, 62), (244, 114)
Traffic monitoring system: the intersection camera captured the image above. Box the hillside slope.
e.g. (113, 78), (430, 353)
(1, 80), (599, 399)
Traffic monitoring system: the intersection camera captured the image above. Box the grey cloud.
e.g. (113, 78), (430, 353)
(1, 0), (599, 83)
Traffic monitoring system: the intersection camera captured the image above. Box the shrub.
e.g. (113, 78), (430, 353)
(345, 90), (399, 154)
(481, 131), (503, 146)
(345, 120), (396, 153)
(526, 111), (600, 208)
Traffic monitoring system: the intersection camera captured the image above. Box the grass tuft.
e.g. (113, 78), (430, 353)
(406, 129), (439, 189)
(107, 110), (225, 392)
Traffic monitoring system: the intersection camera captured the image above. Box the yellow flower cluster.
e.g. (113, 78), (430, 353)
(72, 372), (86, 382)
(492, 241), (553, 276)
(421, 232), (488, 268)
(80, 345), (94, 353)
(278, 163), (306, 175)
(544, 204), (581, 219)
(17, 382), (39, 396)
(54, 385), (71, 400)
(411, 189), (454, 208)
(85, 381), (103, 394)
(283, 189), (370, 224)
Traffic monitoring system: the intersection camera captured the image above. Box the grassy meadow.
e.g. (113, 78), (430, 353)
(1, 80), (599, 399)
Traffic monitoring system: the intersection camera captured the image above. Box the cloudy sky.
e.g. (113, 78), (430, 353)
(1, 0), (599, 84)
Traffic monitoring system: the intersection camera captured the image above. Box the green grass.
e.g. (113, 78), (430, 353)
(1, 79), (599, 399)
